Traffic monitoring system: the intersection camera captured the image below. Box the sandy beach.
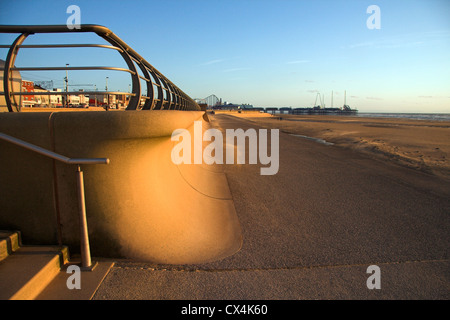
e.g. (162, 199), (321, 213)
(215, 110), (450, 180)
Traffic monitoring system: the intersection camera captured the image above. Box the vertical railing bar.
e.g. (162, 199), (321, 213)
(75, 165), (95, 270)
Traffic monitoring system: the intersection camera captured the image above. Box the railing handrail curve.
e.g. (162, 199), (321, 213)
(0, 24), (200, 112)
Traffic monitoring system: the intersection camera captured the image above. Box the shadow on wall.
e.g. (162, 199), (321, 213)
(0, 110), (242, 264)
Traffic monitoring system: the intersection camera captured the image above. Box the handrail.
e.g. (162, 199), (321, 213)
(0, 24), (200, 112)
(0, 44), (124, 52)
(12, 66), (137, 75)
(0, 132), (109, 165)
(0, 91), (135, 96)
(0, 131), (109, 270)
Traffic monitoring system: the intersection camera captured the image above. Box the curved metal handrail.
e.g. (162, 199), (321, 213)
(0, 24), (200, 112)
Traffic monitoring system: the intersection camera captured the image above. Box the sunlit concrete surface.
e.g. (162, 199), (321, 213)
(0, 110), (242, 264)
(92, 113), (450, 299)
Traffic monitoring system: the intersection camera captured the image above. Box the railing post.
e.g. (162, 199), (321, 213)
(76, 165), (96, 271)
(0, 132), (108, 271)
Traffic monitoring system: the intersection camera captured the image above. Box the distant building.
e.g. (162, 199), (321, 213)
(279, 107), (292, 114)
(18, 79), (93, 108)
(34, 84), (49, 107)
(50, 88), (63, 107)
(22, 80), (55, 108)
(66, 90), (89, 106)
(89, 93), (116, 106)
(88, 92), (130, 109)
(265, 107), (279, 114)
(21, 80), (34, 107)
(116, 93), (128, 109)
(212, 102), (254, 110)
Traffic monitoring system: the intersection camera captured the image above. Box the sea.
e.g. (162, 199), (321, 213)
(271, 110), (450, 121)
(355, 113), (450, 121)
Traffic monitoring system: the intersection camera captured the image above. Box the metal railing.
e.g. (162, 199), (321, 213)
(0, 24), (200, 112)
(0, 132), (109, 270)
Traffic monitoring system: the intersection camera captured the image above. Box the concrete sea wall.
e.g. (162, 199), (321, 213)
(0, 111), (242, 264)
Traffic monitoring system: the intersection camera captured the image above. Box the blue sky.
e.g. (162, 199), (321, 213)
(1, 0), (449, 112)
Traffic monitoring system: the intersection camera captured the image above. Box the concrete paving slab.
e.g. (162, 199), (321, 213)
(36, 260), (115, 300)
(93, 260), (449, 300)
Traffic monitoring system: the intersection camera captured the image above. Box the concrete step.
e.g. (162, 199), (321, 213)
(0, 231), (114, 300)
(0, 232), (69, 300)
(0, 230), (21, 262)
(36, 257), (115, 300)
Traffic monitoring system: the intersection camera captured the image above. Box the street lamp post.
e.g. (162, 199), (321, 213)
(94, 85), (97, 108)
(65, 63), (69, 107)
(105, 77), (109, 109)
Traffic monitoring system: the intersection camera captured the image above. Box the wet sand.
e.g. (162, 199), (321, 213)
(218, 111), (450, 180)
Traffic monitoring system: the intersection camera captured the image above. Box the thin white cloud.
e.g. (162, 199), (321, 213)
(348, 40), (423, 49)
(346, 30), (450, 50)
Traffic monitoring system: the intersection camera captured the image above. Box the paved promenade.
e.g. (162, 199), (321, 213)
(92, 113), (450, 300)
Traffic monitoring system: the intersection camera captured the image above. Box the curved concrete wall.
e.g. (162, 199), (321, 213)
(0, 111), (242, 264)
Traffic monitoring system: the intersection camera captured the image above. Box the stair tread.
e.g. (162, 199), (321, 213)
(0, 245), (68, 300)
(0, 231), (21, 261)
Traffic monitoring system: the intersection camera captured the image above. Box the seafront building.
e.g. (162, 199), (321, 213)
(17, 79), (129, 109)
